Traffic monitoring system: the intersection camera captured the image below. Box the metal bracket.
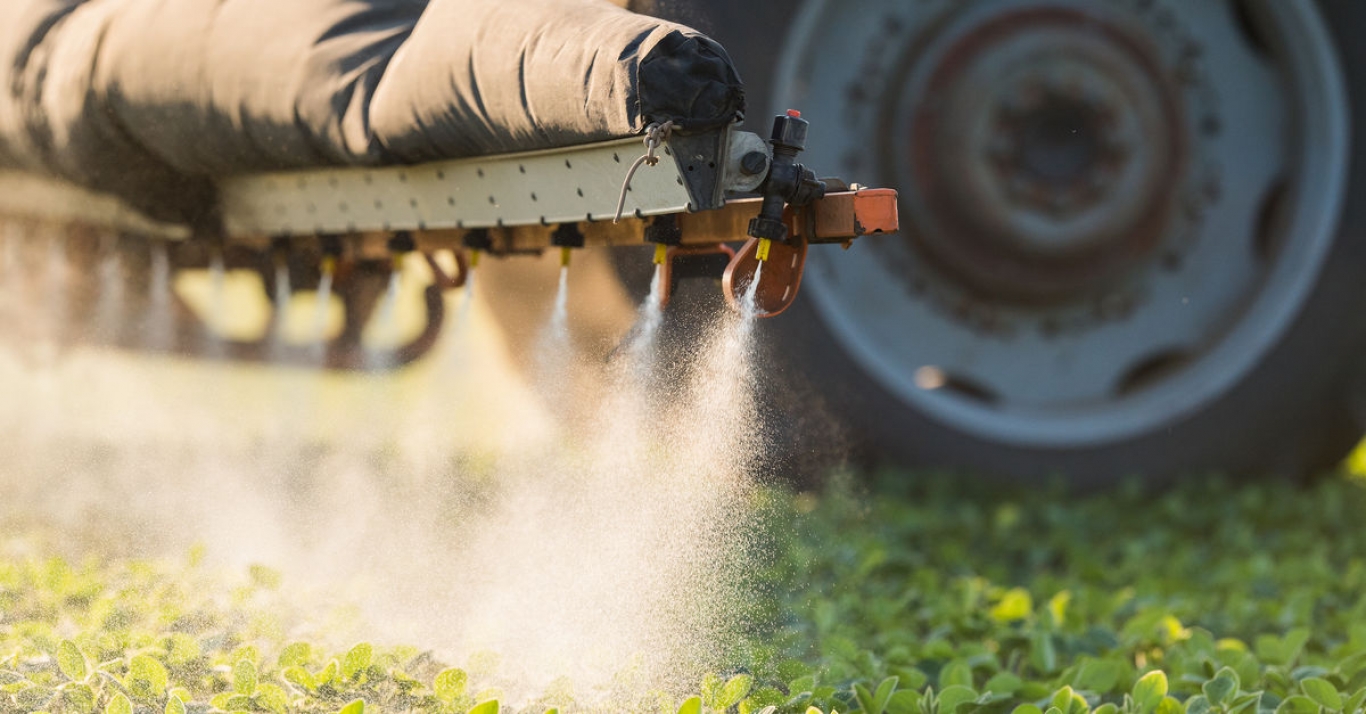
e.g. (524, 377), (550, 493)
(216, 125), (768, 239)
(666, 129), (730, 212)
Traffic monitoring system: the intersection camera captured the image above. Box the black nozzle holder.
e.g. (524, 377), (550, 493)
(319, 235), (344, 258)
(551, 222), (586, 248)
(462, 228), (493, 251)
(387, 230), (416, 253)
(644, 214), (683, 246)
(748, 110), (827, 244)
(269, 236), (292, 265)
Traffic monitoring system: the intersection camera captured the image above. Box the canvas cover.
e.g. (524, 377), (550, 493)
(0, 0), (744, 223)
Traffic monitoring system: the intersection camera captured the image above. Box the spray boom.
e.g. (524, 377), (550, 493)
(0, 115), (896, 368)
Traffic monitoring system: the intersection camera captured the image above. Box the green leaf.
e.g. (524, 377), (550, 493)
(718, 674), (754, 709)
(278, 642), (313, 668)
(436, 668), (469, 704)
(1261, 631), (1312, 667)
(1135, 671), (1170, 714)
(248, 564), (282, 589)
(163, 634), (201, 669)
(255, 683), (290, 714)
(676, 696), (702, 714)
(1012, 705), (1045, 714)
(15, 684), (54, 710)
(105, 693), (132, 714)
(468, 700), (500, 714)
(1342, 688), (1366, 714)
(1052, 686), (1088, 714)
(233, 658), (258, 696)
(856, 684), (876, 714)
(1034, 632), (1059, 674)
(874, 677), (900, 714)
(986, 673), (1023, 695)
(1276, 695), (1321, 714)
(165, 694), (186, 714)
(991, 588), (1033, 622)
(337, 698), (365, 714)
(127, 654), (169, 701)
(57, 641), (88, 682)
(1227, 692), (1262, 714)
(315, 660), (339, 687)
(1155, 696), (1184, 714)
(60, 682), (95, 713)
(1048, 591), (1072, 627)
(283, 666), (316, 692)
(938, 685), (979, 714)
(1185, 695), (1212, 714)
(1203, 667), (1240, 707)
(1302, 678), (1343, 711)
(940, 660), (973, 689)
(342, 643), (373, 681)
(888, 690), (923, 714)
(1075, 659), (1122, 694)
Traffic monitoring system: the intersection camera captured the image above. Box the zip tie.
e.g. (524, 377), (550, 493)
(613, 121), (675, 224)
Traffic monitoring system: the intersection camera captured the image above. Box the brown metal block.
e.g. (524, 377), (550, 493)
(805, 188), (900, 241)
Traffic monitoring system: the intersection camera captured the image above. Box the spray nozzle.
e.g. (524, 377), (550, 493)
(319, 235), (343, 276)
(747, 110), (827, 253)
(644, 214), (682, 266)
(551, 223), (585, 268)
(387, 231), (416, 270)
(462, 228), (492, 269)
(270, 237), (291, 268)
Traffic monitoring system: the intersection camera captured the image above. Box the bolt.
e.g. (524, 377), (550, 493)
(740, 151), (770, 176)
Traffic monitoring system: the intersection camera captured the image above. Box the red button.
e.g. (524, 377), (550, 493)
(786, 109), (802, 118)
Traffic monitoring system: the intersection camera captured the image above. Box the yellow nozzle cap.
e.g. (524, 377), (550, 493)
(653, 243), (668, 265)
(560, 246), (573, 268)
(320, 256), (336, 275)
(756, 238), (772, 262)
(470, 249), (482, 268)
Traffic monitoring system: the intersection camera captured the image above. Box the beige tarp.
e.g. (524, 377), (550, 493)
(0, 0), (743, 223)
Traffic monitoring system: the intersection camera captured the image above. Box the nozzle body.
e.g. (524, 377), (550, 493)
(747, 111), (827, 244)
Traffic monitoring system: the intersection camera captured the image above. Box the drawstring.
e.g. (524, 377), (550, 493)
(613, 121), (675, 224)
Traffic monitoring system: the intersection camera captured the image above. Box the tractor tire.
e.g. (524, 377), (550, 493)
(652, 0), (1366, 486)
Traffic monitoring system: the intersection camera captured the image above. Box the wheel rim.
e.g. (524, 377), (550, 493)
(772, 0), (1349, 448)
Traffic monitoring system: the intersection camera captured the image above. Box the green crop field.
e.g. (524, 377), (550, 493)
(6, 461), (1366, 714)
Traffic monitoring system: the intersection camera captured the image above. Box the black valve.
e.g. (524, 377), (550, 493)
(748, 110), (827, 244)
(644, 213), (683, 246)
(462, 228), (493, 252)
(319, 235), (344, 258)
(387, 230), (416, 254)
(551, 222), (586, 249)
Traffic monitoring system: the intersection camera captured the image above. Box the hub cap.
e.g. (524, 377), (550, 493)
(772, 0), (1349, 448)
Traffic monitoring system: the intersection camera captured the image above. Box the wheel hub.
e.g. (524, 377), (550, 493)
(896, 4), (1183, 300)
(775, 0), (1348, 448)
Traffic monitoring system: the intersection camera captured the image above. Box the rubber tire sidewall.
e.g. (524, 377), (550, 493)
(672, 0), (1366, 487)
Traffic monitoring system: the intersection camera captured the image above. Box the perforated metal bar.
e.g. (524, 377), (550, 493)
(217, 136), (698, 239)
